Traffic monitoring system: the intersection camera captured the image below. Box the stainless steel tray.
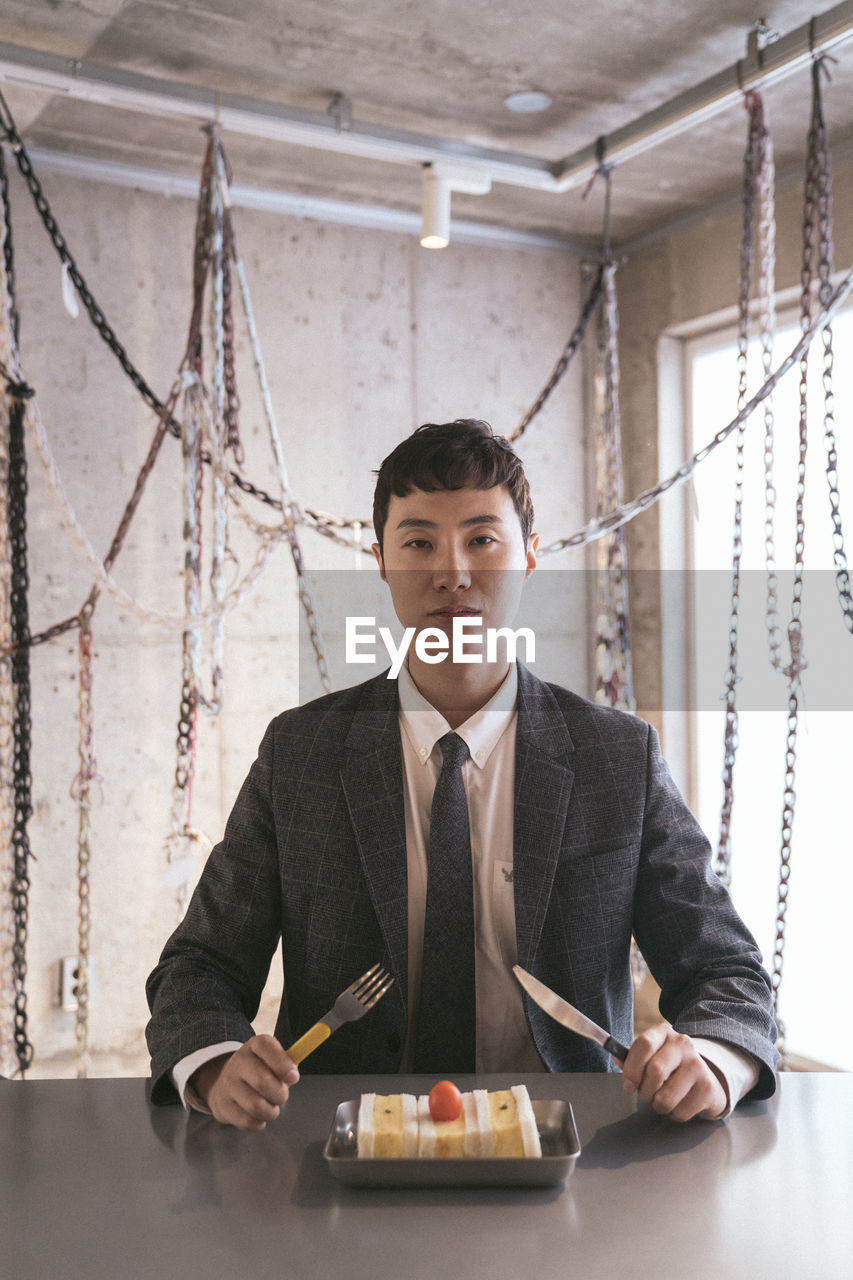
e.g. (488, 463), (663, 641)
(323, 1097), (581, 1188)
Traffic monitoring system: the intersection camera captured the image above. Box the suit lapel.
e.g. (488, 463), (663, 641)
(513, 664), (575, 968)
(339, 674), (409, 1003)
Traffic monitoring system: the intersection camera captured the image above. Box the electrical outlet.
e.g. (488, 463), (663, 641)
(58, 957), (96, 1011)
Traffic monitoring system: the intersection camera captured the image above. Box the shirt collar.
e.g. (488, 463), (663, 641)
(397, 663), (518, 770)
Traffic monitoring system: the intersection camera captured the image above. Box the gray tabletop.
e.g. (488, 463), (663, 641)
(3, 1070), (851, 1280)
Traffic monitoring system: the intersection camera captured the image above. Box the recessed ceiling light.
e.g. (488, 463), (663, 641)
(503, 90), (553, 114)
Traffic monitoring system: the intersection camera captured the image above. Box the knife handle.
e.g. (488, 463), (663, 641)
(604, 1034), (630, 1063)
(286, 1020), (331, 1065)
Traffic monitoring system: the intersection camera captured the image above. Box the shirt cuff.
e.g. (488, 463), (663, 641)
(171, 1041), (245, 1112)
(692, 1036), (761, 1120)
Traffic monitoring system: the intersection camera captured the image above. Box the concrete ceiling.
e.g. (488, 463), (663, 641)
(2, 0), (853, 247)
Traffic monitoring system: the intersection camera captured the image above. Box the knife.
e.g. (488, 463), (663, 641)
(513, 964), (630, 1063)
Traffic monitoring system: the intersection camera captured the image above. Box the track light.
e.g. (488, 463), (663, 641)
(421, 166), (450, 247)
(420, 163), (492, 249)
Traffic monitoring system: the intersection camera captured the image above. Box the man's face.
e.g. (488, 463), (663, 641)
(372, 484), (538, 640)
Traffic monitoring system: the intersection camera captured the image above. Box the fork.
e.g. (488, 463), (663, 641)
(285, 962), (394, 1065)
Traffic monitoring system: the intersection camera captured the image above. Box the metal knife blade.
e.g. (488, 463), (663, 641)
(513, 964), (630, 1062)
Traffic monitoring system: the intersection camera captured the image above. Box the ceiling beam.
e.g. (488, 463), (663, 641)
(0, 40), (556, 190)
(1, 0), (853, 195)
(552, 0), (853, 188)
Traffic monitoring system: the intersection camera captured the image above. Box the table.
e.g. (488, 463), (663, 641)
(2, 1071), (851, 1280)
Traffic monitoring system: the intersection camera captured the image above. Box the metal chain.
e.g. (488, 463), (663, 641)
(770, 57), (836, 1054)
(167, 385), (204, 921)
(757, 119), (783, 672)
(0, 353), (181, 660)
(508, 265), (604, 441)
(0, 91), (604, 555)
(165, 140), (218, 916)
(70, 606), (99, 1078)
(0, 417), (14, 1078)
(203, 134), (227, 717)
(0, 150), (34, 1074)
(0, 97), (350, 670)
(220, 145), (332, 692)
(770, 166), (811, 1055)
(0, 94), (283, 515)
(811, 63), (853, 633)
(0, 95), (172, 438)
(536, 260), (853, 554)
(6, 378), (34, 1075)
(594, 246), (635, 712)
(715, 91), (765, 885)
(4, 85), (849, 587)
(0, 161), (18, 1075)
(220, 209), (242, 462)
(0, 148), (18, 346)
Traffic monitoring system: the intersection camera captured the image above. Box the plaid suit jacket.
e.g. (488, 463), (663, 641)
(146, 665), (778, 1103)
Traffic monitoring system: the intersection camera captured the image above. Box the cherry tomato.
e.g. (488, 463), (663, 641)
(428, 1080), (463, 1123)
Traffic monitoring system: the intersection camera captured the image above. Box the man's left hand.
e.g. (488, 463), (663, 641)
(620, 1023), (727, 1121)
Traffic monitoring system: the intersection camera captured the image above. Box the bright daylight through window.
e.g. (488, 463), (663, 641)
(688, 306), (853, 1071)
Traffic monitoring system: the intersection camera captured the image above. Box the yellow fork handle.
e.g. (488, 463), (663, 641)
(286, 1020), (332, 1065)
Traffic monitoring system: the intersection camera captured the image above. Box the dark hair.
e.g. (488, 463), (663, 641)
(372, 419), (534, 554)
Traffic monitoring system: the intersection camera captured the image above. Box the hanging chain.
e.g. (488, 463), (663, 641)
(757, 120), (783, 672)
(538, 260), (853, 556)
(165, 381), (205, 920)
(0, 94), (356, 662)
(508, 264), (604, 441)
(0, 92), (360, 569)
(771, 57), (836, 1053)
(219, 200), (242, 461)
(589, 166), (643, 986)
(6, 379), (34, 1075)
(593, 168), (635, 713)
(219, 140), (332, 693)
(0, 148), (34, 1074)
(3, 89), (852, 593)
(0, 95), (174, 444)
(0, 401), (13, 1078)
(0, 93), (284, 517)
(166, 135), (218, 918)
(811, 63), (853, 633)
(0, 147), (19, 1075)
(70, 605), (99, 1078)
(0, 148), (18, 345)
(716, 90), (767, 885)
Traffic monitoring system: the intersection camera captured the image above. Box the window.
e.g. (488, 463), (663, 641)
(685, 305), (853, 1070)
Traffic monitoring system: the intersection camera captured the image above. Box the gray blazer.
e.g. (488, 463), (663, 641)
(146, 665), (779, 1103)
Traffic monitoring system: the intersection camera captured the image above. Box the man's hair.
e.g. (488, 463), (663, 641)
(372, 419), (534, 555)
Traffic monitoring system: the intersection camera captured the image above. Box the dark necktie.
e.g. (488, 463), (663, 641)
(412, 731), (476, 1073)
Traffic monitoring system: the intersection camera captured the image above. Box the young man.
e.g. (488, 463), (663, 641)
(146, 419), (778, 1131)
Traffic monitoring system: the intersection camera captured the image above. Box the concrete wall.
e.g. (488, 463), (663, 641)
(1, 165), (589, 1078)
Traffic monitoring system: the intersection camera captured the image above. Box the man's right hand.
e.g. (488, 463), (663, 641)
(190, 1034), (300, 1131)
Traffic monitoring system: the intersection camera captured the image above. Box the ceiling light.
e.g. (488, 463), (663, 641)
(420, 164), (492, 249)
(420, 166), (450, 248)
(503, 90), (553, 114)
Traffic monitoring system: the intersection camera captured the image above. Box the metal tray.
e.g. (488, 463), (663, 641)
(323, 1097), (581, 1188)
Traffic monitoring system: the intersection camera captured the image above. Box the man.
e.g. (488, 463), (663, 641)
(146, 419), (778, 1131)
